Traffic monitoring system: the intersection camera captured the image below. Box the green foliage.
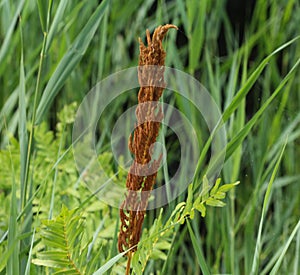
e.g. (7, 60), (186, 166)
(131, 176), (239, 273)
(1, 0), (300, 274)
(0, 103), (118, 273)
(32, 176), (239, 274)
(32, 206), (100, 275)
(182, 176), (240, 220)
(36, 0), (109, 123)
(132, 209), (170, 274)
(0, 136), (20, 192)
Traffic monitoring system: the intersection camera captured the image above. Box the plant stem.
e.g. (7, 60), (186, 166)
(21, 31), (47, 209)
(21, 0), (53, 209)
(126, 251), (132, 275)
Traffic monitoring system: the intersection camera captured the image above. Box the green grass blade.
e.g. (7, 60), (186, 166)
(223, 57), (300, 162)
(203, 57), (299, 184)
(24, 229), (35, 275)
(5, 15), (28, 275)
(0, 91), (18, 136)
(93, 251), (128, 275)
(36, 0), (47, 32)
(45, 0), (68, 52)
(0, 0), (25, 66)
(21, 6), (50, 210)
(294, 226), (300, 275)
(186, 219), (210, 275)
(0, 239), (18, 272)
(19, 15), (28, 216)
(193, 40), (299, 185)
(222, 35), (300, 122)
(36, 0), (109, 123)
(251, 140), (287, 275)
(97, 1), (109, 80)
(270, 219), (300, 275)
(187, 0), (206, 74)
(7, 140), (19, 275)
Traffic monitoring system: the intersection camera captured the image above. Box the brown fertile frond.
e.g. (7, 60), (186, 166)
(139, 24), (178, 67)
(118, 24), (177, 257)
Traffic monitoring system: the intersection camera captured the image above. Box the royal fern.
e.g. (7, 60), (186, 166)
(32, 206), (100, 275)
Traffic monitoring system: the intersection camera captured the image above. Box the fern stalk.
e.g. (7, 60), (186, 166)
(118, 24), (177, 272)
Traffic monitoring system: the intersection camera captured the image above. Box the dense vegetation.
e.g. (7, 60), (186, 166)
(0, 0), (299, 274)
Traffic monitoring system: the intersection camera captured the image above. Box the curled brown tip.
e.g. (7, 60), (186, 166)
(138, 24), (178, 66)
(162, 24), (178, 30)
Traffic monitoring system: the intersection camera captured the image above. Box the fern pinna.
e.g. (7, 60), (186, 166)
(117, 24), (177, 270)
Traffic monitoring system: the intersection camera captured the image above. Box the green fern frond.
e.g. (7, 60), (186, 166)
(187, 175), (240, 219)
(131, 176), (239, 272)
(32, 206), (88, 274)
(132, 209), (174, 273)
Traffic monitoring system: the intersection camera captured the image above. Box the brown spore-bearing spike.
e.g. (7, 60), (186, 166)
(118, 24), (178, 255)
